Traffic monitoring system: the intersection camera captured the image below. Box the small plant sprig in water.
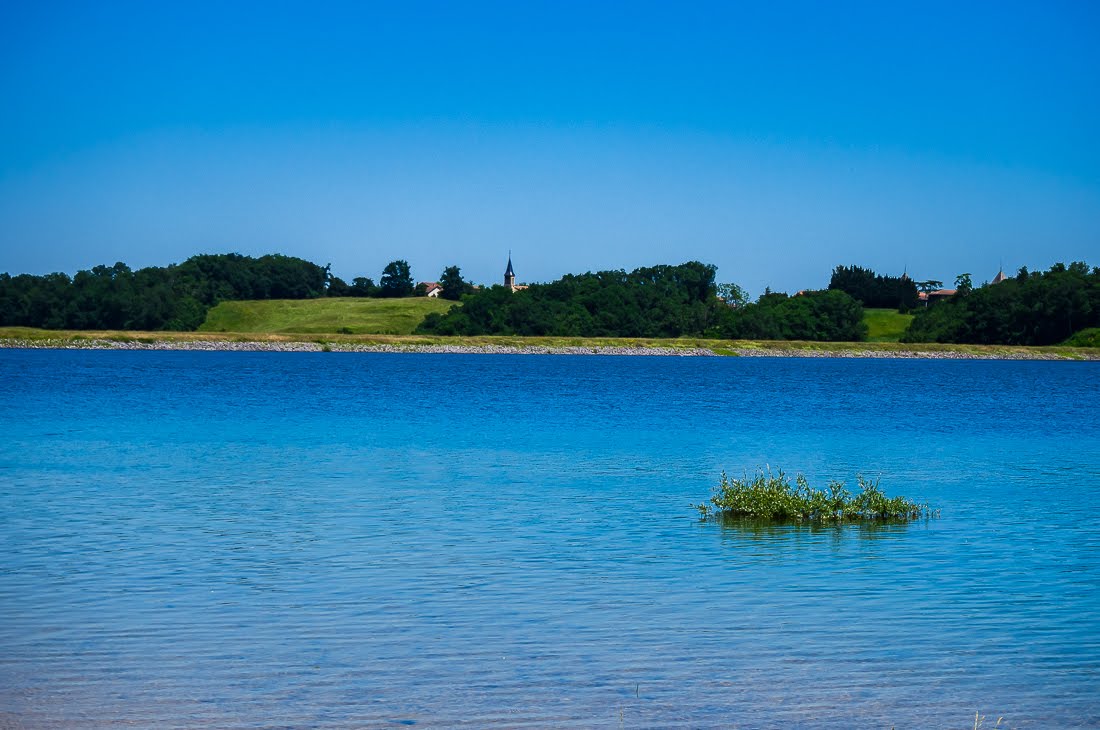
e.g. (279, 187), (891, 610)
(695, 467), (935, 522)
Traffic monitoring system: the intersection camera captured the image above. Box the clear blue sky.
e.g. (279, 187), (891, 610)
(1, 0), (1098, 295)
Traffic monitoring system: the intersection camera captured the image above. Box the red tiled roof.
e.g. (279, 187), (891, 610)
(918, 289), (957, 301)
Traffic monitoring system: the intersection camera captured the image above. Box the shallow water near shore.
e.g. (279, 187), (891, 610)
(1, 350), (1098, 727)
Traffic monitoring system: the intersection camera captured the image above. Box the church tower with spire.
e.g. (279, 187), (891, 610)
(504, 253), (515, 290)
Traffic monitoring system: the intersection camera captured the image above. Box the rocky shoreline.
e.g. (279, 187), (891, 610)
(1, 337), (1095, 360)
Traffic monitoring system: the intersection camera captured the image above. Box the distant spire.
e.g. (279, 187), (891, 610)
(991, 262), (1008, 285)
(504, 251), (515, 288)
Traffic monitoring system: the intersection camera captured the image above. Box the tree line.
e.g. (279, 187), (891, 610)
(417, 261), (867, 341)
(0, 254), (470, 331)
(2, 253), (866, 341)
(0, 254), (328, 331)
(3, 252), (1094, 345)
(828, 265), (919, 311)
(826, 260), (1098, 346)
(902, 262), (1099, 345)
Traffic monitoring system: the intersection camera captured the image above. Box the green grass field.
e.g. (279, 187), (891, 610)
(1064, 327), (1100, 347)
(198, 298), (918, 340)
(862, 308), (915, 342)
(198, 297), (455, 335)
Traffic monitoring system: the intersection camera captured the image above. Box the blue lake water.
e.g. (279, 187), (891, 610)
(1, 350), (1098, 728)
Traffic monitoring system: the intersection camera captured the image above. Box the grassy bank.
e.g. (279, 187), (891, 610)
(194, 299), (947, 344)
(199, 297), (455, 335)
(862, 308), (914, 342)
(2, 326), (1098, 359)
(1063, 327), (1100, 348)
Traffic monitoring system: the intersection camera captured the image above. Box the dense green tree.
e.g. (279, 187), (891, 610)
(326, 275), (352, 297)
(954, 272), (973, 297)
(419, 261), (738, 338)
(904, 262), (1099, 345)
(914, 280), (943, 296)
(349, 277), (378, 297)
(0, 253), (333, 331)
(719, 289), (866, 341)
(829, 265), (919, 311)
(379, 260), (414, 298)
(439, 265), (472, 301)
(173, 253), (326, 302)
(717, 282), (748, 308)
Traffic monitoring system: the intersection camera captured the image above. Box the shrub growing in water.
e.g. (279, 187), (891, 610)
(695, 468), (932, 521)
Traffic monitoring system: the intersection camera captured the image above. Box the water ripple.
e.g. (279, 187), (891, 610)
(1, 351), (1098, 727)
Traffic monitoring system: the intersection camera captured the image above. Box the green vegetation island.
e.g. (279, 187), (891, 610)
(695, 469), (935, 522)
(1, 253), (1098, 359)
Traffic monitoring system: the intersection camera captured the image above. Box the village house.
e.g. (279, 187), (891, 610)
(916, 268), (1008, 306)
(420, 282), (443, 297)
(917, 288), (956, 305)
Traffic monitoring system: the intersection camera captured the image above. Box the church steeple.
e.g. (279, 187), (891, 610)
(504, 252), (515, 289)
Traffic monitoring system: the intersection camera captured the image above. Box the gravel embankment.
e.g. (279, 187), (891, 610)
(0, 339), (716, 356)
(1, 337), (1096, 360)
(720, 347), (1088, 360)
